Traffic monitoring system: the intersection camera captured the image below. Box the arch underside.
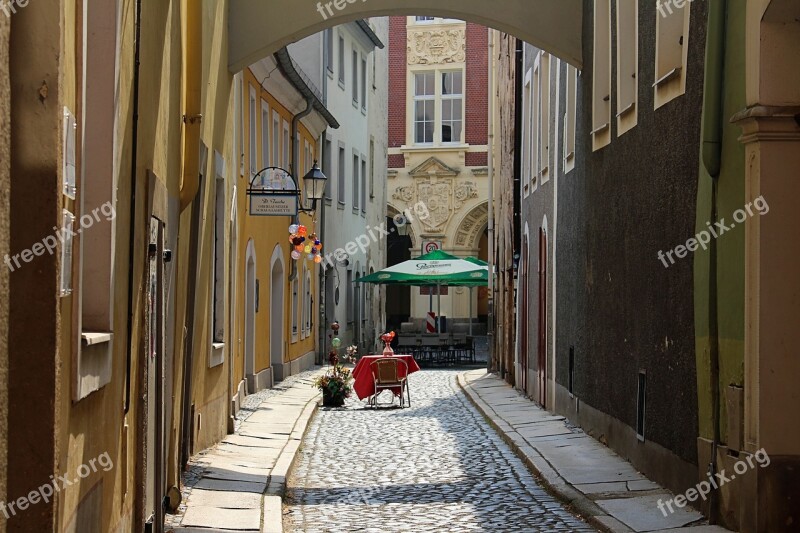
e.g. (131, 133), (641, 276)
(229, 0), (583, 72)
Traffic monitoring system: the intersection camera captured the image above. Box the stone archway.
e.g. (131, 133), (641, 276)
(229, 1), (583, 71)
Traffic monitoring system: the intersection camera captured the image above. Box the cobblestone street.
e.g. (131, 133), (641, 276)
(284, 370), (596, 532)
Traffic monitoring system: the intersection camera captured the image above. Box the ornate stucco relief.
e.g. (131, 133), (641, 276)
(407, 28), (466, 65)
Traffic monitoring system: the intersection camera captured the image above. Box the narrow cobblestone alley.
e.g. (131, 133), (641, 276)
(284, 370), (596, 532)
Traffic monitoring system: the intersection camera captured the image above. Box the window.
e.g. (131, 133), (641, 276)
(415, 16), (434, 22)
(592, 0), (612, 151)
(352, 152), (360, 209)
(361, 57), (367, 111)
(531, 59), (541, 190)
(654, 0), (690, 108)
(272, 111), (280, 169)
(414, 72), (435, 144)
(292, 277), (299, 338)
(352, 51), (359, 105)
(213, 175), (225, 346)
(249, 87), (257, 175)
(369, 140), (375, 199)
(539, 55), (551, 180)
(325, 29), (334, 75)
(360, 157), (367, 214)
(564, 66), (577, 173)
(338, 36), (345, 86)
(304, 270), (312, 335)
(323, 137), (332, 200)
(413, 16), (460, 24)
(441, 71), (463, 143)
(261, 103), (270, 169)
(347, 270), (354, 323)
(338, 144), (346, 205)
(616, 0), (638, 134)
(283, 122), (290, 169)
(522, 70), (532, 196)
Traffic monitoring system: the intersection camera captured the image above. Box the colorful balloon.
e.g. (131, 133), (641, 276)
(291, 250), (301, 260)
(289, 224), (299, 234)
(314, 255), (322, 264)
(297, 225), (308, 237)
(331, 337), (341, 348)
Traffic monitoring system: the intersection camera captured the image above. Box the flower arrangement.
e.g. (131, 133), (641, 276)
(314, 340), (356, 407)
(380, 331), (396, 356)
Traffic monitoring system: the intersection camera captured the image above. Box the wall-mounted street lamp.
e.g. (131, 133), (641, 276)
(247, 162), (328, 217)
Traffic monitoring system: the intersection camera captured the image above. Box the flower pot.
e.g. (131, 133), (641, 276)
(322, 389), (345, 407)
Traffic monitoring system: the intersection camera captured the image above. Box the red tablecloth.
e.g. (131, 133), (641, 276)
(352, 355), (420, 400)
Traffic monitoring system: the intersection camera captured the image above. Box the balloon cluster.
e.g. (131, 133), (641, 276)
(288, 224), (323, 263)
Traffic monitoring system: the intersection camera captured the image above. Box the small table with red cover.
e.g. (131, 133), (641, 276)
(351, 354), (421, 401)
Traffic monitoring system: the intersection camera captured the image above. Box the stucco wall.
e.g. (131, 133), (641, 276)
(0, 11), (9, 533)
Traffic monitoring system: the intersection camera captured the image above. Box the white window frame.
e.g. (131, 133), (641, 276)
(291, 277), (299, 341)
(440, 70), (464, 145)
(272, 111), (281, 170)
(304, 269), (312, 336)
(522, 69), (533, 198)
(210, 156), (226, 368)
(564, 66), (578, 174)
(338, 35), (346, 87)
(352, 151), (360, 210)
(592, 0), (612, 151)
(654, 0), (690, 109)
(539, 53), (551, 183)
(282, 121), (290, 169)
(249, 86), (257, 175)
(261, 102), (270, 169)
(352, 50), (359, 106)
(338, 142), (346, 206)
(413, 71), (436, 145)
(360, 156), (367, 215)
(361, 55), (368, 113)
(616, 0), (638, 135)
(532, 56), (541, 192)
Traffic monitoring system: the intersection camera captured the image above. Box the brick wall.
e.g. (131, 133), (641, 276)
(465, 23), (488, 147)
(388, 16), (407, 168)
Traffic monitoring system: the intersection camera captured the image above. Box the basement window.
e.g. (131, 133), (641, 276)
(592, 0), (612, 151)
(637, 370), (647, 441)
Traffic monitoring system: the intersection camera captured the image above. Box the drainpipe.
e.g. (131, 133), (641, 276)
(178, 0), (202, 473)
(179, 0), (202, 212)
(487, 30), (496, 373)
(124, 0), (143, 414)
(700, 0), (727, 524)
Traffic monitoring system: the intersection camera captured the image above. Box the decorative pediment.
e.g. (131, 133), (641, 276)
(408, 28), (466, 66)
(409, 157), (460, 178)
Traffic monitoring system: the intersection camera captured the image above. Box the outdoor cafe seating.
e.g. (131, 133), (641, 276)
(396, 333), (476, 367)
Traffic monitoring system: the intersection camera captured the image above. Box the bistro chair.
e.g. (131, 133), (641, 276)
(369, 358), (411, 408)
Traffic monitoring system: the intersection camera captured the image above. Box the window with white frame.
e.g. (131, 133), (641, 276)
(522, 70), (532, 196)
(323, 137), (332, 200)
(261, 103), (270, 169)
(616, 0), (638, 134)
(361, 57), (367, 111)
(292, 277), (299, 338)
(539, 54), (551, 181)
(360, 157), (367, 214)
(413, 16), (460, 24)
(369, 140), (375, 199)
(347, 269), (354, 323)
(415, 16), (434, 22)
(283, 122), (290, 169)
(272, 111), (280, 169)
(592, 0), (612, 151)
(352, 50), (359, 105)
(441, 71), (463, 143)
(338, 144), (346, 205)
(249, 86), (257, 175)
(564, 65), (577, 173)
(352, 152), (360, 209)
(300, 264), (307, 339)
(531, 58), (541, 190)
(212, 174), (225, 347)
(304, 270), (312, 335)
(654, 0), (690, 108)
(338, 36), (345, 86)
(414, 72), (435, 144)
(326, 29), (334, 75)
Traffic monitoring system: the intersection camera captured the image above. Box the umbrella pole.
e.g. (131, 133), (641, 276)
(437, 284), (442, 333)
(469, 287), (473, 336)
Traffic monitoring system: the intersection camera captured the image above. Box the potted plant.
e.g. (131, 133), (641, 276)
(314, 347), (355, 407)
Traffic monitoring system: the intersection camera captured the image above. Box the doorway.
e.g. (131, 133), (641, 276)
(520, 235), (529, 394)
(537, 228), (548, 407)
(270, 247), (285, 380)
(244, 240), (256, 392)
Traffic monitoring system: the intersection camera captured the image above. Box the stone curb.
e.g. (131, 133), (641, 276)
(260, 381), (322, 533)
(457, 372), (633, 533)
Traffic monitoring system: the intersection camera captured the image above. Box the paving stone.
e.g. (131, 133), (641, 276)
(181, 506), (261, 530)
(283, 370), (596, 532)
(596, 494), (704, 532)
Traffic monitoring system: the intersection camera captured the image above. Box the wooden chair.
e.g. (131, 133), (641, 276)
(369, 358), (411, 408)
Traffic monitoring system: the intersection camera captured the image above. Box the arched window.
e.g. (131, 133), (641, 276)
(305, 270), (313, 336)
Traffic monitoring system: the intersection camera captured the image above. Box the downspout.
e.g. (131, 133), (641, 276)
(178, 0), (202, 469)
(124, 0), (143, 414)
(487, 30), (496, 373)
(700, 0), (727, 524)
(179, 0), (202, 211)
